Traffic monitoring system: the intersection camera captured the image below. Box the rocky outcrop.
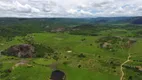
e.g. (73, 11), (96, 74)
(2, 44), (34, 58)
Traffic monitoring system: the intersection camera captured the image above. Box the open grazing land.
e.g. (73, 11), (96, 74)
(0, 17), (142, 80)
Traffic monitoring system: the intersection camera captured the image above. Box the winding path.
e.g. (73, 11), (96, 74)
(120, 51), (131, 80)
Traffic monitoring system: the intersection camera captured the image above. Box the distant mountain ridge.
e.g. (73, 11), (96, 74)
(0, 17), (142, 26)
(131, 17), (142, 24)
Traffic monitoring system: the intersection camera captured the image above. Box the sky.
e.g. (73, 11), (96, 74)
(0, 0), (142, 18)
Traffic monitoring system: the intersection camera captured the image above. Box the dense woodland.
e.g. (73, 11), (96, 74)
(0, 17), (142, 38)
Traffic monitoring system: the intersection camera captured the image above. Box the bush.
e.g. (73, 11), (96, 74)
(0, 63), (3, 69)
(34, 44), (54, 57)
(53, 55), (59, 61)
(78, 53), (86, 58)
(78, 65), (81, 68)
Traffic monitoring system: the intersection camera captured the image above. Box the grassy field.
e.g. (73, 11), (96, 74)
(0, 32), (142, 80)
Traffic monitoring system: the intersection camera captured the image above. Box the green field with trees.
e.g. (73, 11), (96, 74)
(0, 17), (142, 80)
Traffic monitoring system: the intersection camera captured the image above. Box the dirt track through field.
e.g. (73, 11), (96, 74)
(120, 50), (131, 80)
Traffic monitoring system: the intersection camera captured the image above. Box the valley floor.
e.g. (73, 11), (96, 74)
(0, 33), (142, 80)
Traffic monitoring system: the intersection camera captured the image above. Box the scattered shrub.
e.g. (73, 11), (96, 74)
(78, 65), (81, 68)
(78, 53), (86, 58)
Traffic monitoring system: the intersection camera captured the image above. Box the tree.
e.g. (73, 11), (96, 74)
(22, 35), (35, 45)
(128, 76), (133, 80)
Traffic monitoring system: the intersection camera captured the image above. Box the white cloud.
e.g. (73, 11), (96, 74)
(0, 0), (141, 17)
(67, 9), (93, 16)
(0, 1), (40, 13)
(67, 9), (78, 14)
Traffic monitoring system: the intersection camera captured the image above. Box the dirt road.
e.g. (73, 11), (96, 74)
(120, 52), (131, 80)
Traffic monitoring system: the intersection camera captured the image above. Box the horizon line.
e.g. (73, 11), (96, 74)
(0, 16), (141, 19)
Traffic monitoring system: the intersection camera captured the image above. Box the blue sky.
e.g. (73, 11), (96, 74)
(0, 0), (142, 17)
